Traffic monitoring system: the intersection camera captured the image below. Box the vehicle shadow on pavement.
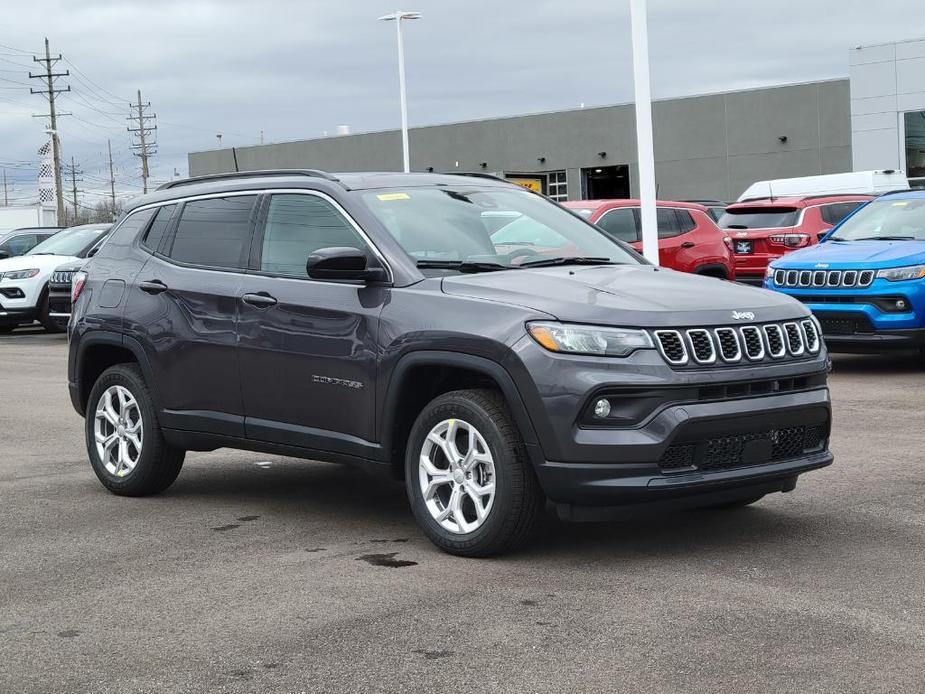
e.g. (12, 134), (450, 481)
(829, 350), (923, 374)
(159, 456), (823, 560)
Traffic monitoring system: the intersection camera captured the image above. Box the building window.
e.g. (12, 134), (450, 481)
(547, 171), (568, 202)
(905, 110), (925, 189)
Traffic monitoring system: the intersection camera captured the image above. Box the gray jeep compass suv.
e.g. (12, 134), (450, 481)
(67, 170), (833, 556)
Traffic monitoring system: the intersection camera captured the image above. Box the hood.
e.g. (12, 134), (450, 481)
(0, 253), (80, 275)
(773, 240), (925, 269)
(441, 264), (807, 327)
(52, 260), (86, 273)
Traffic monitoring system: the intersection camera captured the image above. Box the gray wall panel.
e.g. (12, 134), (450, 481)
(189, 79), (852, 202)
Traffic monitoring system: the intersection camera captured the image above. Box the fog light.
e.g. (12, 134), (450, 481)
(896, 299), (907, 311)
(593, 398), (611, 418)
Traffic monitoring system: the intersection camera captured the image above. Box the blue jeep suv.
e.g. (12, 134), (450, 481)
(765, 190), (925, 354)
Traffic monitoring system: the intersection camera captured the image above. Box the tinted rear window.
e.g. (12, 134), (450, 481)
(168, 196), (257, 269)
(718, 207), (799, 229)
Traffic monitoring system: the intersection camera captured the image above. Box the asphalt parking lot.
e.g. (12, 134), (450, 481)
(0, 330), (923, 693)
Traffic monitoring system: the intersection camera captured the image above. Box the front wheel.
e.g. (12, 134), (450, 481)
(38, 292), (64, 333)
(405, 389), (544, 557)
(85, 363), (185, 496)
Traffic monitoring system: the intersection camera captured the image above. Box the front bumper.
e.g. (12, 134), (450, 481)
(508, 335), (832, 510)
(534, 389), (831, 509)
(47, 286), (72, 321)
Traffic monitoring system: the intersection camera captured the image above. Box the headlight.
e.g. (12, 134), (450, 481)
(0, 268), (40, 281)
(765, 265), (776, 279)
(527, 321), (653, 357)
(875, 265), (925, 282)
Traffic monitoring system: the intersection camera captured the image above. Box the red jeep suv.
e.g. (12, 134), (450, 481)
(563, 199), (735, 279)
(717, 194), (871, 285)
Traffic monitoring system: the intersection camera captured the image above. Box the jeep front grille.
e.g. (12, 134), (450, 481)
(774, 268), (874, 289)
(50, 270), (75, 285)
(653, 320), (819, 367)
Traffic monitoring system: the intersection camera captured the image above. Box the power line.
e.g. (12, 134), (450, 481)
(28, 37), (69, 222)
(127, 89), (156, 194)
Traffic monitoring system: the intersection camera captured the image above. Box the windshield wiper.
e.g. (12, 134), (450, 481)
(725, 224), (749, 229)
(416, 259), (509, 273)
(518, 256), (617, 269)
(853, 235), (916, 241)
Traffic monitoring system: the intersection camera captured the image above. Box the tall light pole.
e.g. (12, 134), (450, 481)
(379, 10), (420, 173)
(630, 0), (659, 265)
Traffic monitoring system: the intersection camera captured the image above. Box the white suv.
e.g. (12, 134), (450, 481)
(0, 223), (110, 333)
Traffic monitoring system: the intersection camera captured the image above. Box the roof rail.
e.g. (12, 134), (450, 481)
(873, 188), (914, 198)
(738, 191), (883, 204)
(444, 172), (509, 183)
(156, 169), (339, 191)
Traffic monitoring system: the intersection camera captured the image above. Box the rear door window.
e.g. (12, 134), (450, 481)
(718, 207), (800, 229)
(596, 208), (638, 242)
(167, 196), (258, 269)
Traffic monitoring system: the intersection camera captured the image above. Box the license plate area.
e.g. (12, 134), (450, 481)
(734, 240), (753, 254)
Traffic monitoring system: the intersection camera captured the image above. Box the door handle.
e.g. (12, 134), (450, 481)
(680, 242), (696, 249)
(139, 280), (168, 294)
(242, 292), (278, 308)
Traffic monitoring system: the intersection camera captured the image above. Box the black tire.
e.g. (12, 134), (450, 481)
(0, 324), (15, 334)
(38, 290), (64, 333)
(705, 494), (765, 510)
(405, 389), (544, 557)
(85, 363), (185, 496)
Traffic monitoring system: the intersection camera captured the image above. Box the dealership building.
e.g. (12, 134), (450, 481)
(188, 38), (925, 202)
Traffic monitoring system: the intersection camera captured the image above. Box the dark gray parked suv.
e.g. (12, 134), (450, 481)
(67, 170), (833, 556)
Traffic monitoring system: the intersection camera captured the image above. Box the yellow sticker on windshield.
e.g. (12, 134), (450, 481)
(891, 201), (908, 207)
(377, 192), (410, 201)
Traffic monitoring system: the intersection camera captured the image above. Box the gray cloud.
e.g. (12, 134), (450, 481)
(0, 0), (921, 205)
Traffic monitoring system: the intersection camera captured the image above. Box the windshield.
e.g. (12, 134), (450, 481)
(829, 198), (925, 241)
(359, 186), (640, 272)
(27, 225), (108, 257)
(718, 207), (799, 229)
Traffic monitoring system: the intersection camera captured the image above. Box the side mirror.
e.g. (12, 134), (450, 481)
(0, 250), (9, 260)
(306, 246), (387, 282)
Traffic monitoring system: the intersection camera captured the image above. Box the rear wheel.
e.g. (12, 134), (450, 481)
(85, 363), (185, 496)
(405, 389), (544, 557)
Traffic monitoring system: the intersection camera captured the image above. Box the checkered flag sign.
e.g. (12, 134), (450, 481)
(37, 139), (55, 203)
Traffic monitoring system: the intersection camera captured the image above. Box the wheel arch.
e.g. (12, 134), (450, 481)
(74, 331), (161, 416)
(380, 351), (543, 479)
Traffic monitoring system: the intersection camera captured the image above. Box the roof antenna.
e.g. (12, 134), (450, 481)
(232, 147), (239, 172)
(769, 181), (775, 202)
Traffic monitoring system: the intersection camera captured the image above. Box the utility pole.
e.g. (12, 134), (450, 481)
(63, 157), (82, 224)
(29, 37), (70, 224)
(107, 139), (117, 220)
(127, 89), (156, 194)
(2, 170), (7, 206)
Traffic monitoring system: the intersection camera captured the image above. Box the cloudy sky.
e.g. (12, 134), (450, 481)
(0, 0), (921, 206)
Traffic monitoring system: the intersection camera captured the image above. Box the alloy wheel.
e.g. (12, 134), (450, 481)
(94, 385), (143, 478)
(418, 418), (496, 534)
